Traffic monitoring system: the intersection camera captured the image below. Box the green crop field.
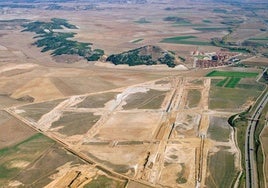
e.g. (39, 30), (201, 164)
(161, 36), (211, 46)
(162, 36), (196, 41)
(215, 77), (241, 88)
(207, 71), (258, 88)
(225, 77), (241, 88)
(206, 70), (259, 78)
(193, 27), (230, 31)
(216, 77), (229, 87)
(202, 20), (212, 23)
(249, 37), (268, 41)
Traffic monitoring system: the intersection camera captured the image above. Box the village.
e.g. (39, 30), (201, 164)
(193, 50), (240, 68)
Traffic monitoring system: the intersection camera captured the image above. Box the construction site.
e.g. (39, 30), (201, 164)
(3, 74), (243, 188)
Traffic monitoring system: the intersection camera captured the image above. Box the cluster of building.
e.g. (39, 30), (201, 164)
(192, 50), (240, 68)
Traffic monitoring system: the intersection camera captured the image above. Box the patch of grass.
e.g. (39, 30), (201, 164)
(161, 35), (196, 41)
(51, 112), (100, 136)
(209, 85), (262, 110)
(0, 133), (55, 185)
(161, 36), (211, 46)
(216, 77), (229, 87)
(248, 37), (268, 41)
(213, 8), (227, 14)
(187, 89), (201, 108)
(178, 56), (186, 62)
(194, 27), (230, 31)
(225, 77), (241, 88)
(207, 117), (230, 142)
(15, 145), (82, 187)
(84, 175), (125, 188)
(219, 18), (244, 26)
(163, 16), (191, 24)
(206, 149), (237, 188)
(176, 163), (187, 184)
(206, 70), (259, 78)
(203, 20), (212, 23)
(236, 83), (265, 91)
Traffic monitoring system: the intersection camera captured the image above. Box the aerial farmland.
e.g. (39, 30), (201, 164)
(0, 0), (267, 188)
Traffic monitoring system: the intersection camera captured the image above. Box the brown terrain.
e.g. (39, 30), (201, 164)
(0, 0), (267, 187)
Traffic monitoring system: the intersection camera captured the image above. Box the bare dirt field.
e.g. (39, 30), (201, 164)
(95, 111), (162, 141)
(0, 111), (35, 149)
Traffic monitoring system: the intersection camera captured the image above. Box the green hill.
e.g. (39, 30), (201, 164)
(106, 45), (177, 68)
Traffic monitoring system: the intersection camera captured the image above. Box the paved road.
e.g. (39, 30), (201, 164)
(245, 91), (268, 188)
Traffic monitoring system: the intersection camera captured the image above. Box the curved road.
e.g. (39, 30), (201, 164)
(245, 91), (268, 188)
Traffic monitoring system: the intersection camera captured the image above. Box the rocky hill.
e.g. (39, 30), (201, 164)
(106, 45), (178, 68)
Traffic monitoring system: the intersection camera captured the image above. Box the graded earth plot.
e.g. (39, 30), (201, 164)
(9, 80), (170, 141)
(81, 144), (151, 177)
(15, 99), (64, 122)
(170, 112), (201, 139)
(5, 71), (263, 188)
(75, 92), (119, 109)
(122, 89), (168, 110)
(93, 111), (163, 141)
(159, 144), (196, 187)
(51, 112), (101, 137)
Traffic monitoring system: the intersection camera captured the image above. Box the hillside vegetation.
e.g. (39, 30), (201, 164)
(22, 18), (104, 61)
(106, 45), (177, 67)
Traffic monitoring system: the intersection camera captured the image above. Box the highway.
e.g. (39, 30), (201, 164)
(245, 91), (268, 188)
